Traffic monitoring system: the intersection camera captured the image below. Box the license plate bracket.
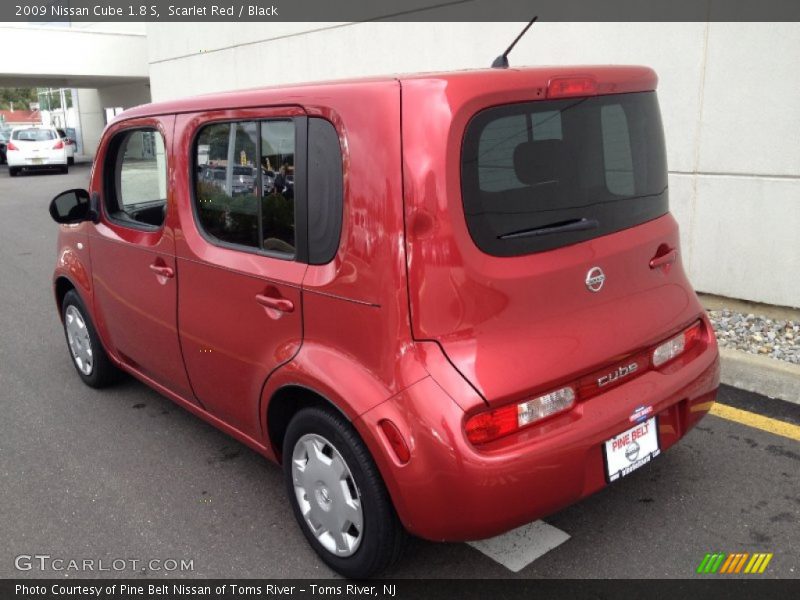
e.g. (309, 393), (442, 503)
(603, 417), (660, 482)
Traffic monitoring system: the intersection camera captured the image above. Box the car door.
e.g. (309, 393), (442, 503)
(173, 108), (307, 439)
(89, 116), (194, 399)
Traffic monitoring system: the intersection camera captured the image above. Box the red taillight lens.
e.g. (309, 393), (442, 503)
(465, 386), (575, 445)
(652, 320), (703, 367)
(6, 142), (19, 151)
(53, 140), (64, 150)
(464, 404), (519, 445)
(379, 419), (410, 464)
(547, 77), (598, 99)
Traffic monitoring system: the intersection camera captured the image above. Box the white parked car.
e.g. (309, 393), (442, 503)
(7, 126), (69, 176)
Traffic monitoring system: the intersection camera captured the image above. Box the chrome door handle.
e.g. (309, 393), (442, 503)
(255, 294), (294, 313)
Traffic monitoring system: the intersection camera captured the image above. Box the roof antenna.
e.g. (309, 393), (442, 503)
(491, 16), (538, 69)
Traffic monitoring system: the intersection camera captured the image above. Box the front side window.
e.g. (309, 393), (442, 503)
(195, 120), (296, 257)
(105, 128), (167, 228)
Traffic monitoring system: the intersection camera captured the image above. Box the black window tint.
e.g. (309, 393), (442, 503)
(105, 128), (167, 228)
(307, 118), (343, 265)
(195, 122), (260, 249)
(600, 104), (635, 196)
(461, 92), (668, 257)
(260, 120), (295, 255)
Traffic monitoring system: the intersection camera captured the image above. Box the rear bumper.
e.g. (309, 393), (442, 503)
(8, 154), (67, 168)
(356, 342), (719, 541)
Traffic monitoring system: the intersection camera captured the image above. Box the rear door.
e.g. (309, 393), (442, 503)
(404, 84), (703, 405)
(173, 109), (306, 439)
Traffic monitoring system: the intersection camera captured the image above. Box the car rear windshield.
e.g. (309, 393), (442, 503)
(461, 92), (668, 256)
(12, 128), (56, 142)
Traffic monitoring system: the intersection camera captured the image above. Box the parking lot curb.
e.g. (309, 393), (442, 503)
(719, 347), (800, 405)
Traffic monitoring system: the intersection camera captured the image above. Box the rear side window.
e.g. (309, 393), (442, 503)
(104, 128), (168, 228)
(194, 120), (296, 257)
(461, 92), (668, 256)
(307, 118), (343, 265)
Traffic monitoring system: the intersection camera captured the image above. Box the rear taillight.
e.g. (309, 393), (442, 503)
(547, 76), (598, 99)
(465, 386), (575, 445)
(652, 321), (703, 367)
(465, 320), (706, 445)
(6, 142), (19, 151)
(53, 140), (64, 150)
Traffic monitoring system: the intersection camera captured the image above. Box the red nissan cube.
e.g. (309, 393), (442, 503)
(49, 66), (719, 578)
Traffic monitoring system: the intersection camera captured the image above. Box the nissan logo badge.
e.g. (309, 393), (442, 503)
(585, 266), (606, 292)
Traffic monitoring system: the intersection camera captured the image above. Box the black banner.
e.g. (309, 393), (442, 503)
(5, 0), (800, 23)
(4, 579), (800, 600)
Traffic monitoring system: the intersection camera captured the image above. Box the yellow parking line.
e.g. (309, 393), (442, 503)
(709, 403), (800, 442)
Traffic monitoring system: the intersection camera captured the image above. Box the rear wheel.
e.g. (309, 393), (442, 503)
(283, 406), (406, 578)
(61, 290), (120, 388)
(61, 164), (69, 174)
(9, 167), (18, 177)
(67, 156), (75, 166)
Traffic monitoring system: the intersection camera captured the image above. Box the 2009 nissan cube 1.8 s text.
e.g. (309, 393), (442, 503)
(49, 66), (720, 578)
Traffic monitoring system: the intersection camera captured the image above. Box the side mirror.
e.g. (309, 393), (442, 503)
(49, 189), (94, 224)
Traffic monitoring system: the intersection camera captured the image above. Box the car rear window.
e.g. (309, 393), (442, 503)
(12, 128), (56, 142)
(461, 92), (668, 256)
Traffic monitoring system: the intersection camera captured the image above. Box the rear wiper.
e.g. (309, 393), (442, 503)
(498, 218), (599, 240)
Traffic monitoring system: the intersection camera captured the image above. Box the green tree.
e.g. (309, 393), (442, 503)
(0, 88), (38, 111)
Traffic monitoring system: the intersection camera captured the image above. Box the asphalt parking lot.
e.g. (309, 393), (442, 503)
(0, 163), (798, 579)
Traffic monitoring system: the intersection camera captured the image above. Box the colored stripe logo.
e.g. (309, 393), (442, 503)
(696, 552), (773, 574)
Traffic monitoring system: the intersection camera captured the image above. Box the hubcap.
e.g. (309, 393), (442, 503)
(291, 433), (363, 557)
(65, 305), (93, 376)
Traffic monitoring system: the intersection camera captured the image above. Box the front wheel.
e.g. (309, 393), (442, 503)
(283, 406), (407, 578)
(61, 290), (120, 388)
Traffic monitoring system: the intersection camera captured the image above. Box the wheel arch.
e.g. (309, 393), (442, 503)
(266, 384), (351, 461)
(54, 275), (77, 317)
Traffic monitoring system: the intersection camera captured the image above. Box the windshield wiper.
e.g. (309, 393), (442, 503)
(498, 217), (599, 240)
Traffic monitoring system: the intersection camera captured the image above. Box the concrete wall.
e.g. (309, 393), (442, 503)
(145, 22), (800, 308)
(0, 24), (148, 85)
(76, 81), (151, 158)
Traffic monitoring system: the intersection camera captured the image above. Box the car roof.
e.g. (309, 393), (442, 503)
(117, 65), (657, 121)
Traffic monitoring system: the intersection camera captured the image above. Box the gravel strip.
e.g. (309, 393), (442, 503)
(707, 309), (799, 365)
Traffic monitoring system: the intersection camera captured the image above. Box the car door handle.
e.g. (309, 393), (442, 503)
(255, 294), (294, 313)
(649, 248), (677, 269)
(149, 264), (174, 278)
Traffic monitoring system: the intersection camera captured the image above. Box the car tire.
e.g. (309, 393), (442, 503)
(68, 156), (75, 166)
(61, 165), (69, 174)
(9, 167), (18, 177)
(283, 406), (407, 578)
(61, 290), (120, 388)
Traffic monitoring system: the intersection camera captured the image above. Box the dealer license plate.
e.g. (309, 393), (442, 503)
(604, 417), (659, 482)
